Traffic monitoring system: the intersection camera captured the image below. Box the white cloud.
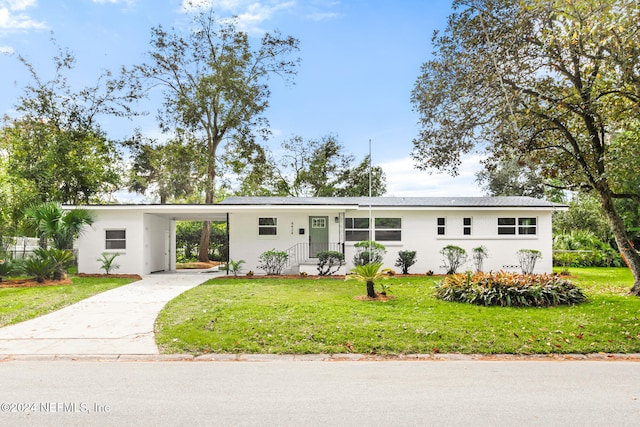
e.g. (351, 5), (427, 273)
(0, 45), (14, 53)
(378, 155), (486, 197)
(306, 11), (338, 21)
(181, 0), (295, 33)
(91, 0), (135, 5)
(0, 0), (46, 31)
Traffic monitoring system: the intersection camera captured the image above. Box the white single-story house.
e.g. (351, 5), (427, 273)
(75, 196), (566, 276)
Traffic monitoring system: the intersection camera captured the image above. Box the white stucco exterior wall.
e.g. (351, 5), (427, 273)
(228, 210), (344, 273)
(77, 210), (146, 275)
(74, 199), (558, 276)
(228, 207), (554, 275)
(339, 208), (553, 274)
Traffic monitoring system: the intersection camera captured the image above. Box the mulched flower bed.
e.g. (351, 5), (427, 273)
(76, 273), (142, 280)
(0, 278), (72, 289)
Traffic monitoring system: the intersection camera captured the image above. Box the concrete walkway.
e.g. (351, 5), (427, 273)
(0, 272), (214, 355)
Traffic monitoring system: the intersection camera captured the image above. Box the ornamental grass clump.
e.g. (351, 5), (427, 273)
(435, 271), (587, 307)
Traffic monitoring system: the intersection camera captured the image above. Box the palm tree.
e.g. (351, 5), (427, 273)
(25, 202), (95, 250)
(345, 262), (391, 298)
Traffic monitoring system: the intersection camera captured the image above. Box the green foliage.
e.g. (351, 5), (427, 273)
(553, 194), (612, 243)
(253, 135), (387, 197)
(472, 246), (488, 272)
(346, 262), (391, 298)
(2, 42), (129, 204)
(97, 252), (120, 275)
(0, 276), (136, 328)
(21, 256), (55, 283)
(126, 131), (207, 203)
(156, 268), (636, 355)
(435, 271), (587, 307)
(476, 157), (548, 199)
(353, 240), (386, 266)
(316, 250), (344, 276)
(24, 202), (95, 250)
(176, 221), (203, 261)
(440, 245), (467, 274)
(410, 0), (640, 293)
(257, 249), (288, 275)
(174, 221), (228, 262)
(553, 230), (623, 268)
(395, 250), (417, 274)
(225, 259), (245, 277)
(131, 10), (299, 260)
(333, 155), (387, 197)
(33, 248), (74, 281)
(517, 249), (542, 275)
(0, 259), (14, 282)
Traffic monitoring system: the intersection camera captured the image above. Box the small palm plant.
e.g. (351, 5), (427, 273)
(346, 262), (391, 298)
(225, 259), (245, 276)
(97, 252), (121, 275)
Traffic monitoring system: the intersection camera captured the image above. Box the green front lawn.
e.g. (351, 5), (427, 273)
(0, 276), (137, 327)
(155, 268), (640, 355)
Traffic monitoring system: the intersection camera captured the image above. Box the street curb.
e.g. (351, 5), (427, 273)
(1, 353), (639, 362)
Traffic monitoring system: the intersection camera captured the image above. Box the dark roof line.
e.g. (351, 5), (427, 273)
(219, 196), (566, 208)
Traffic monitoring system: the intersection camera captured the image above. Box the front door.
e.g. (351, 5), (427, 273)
(309, 216), (329, 258)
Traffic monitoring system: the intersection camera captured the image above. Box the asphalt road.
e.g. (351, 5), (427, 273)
(0, 360), (638, 426)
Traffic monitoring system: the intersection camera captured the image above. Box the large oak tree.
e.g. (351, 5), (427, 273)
(412, 0), (640, 294)
(132, 10), (299, 261)
(1, 44), (131, 206)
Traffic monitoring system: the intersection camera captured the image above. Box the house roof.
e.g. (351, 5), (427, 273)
(219, 196), (565, 209)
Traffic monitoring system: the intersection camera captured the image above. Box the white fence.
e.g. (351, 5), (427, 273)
(2, 237), (41, 259)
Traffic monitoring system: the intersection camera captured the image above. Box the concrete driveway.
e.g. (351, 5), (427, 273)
(0, 272), (214, 355)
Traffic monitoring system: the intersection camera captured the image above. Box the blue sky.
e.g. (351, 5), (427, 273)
(0, 0), (484, 198)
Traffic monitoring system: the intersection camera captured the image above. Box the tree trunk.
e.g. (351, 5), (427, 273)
(198, 220), (211, 262)
(198, 139), (218, 263)
(598, 187), (640, 295)
(366, 280), (376, 298)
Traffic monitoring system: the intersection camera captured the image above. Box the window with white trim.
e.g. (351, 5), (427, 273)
(518, 217), (537, 235)
(105, 229), (126, 249)
(258, 217), (278, 236)
(498, 217), (537, 235)
(437, 217), (446, 235)
(345, 217), (370, 241)
(463, 217), (472, 235)
(375, 217), (401, 241)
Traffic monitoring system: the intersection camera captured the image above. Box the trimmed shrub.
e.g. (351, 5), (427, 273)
(353, 240), (386, 266)
(472, 246), (488, 272)
(517, 249), (542, 274)
(435, 271), (587, 307)
(395, 250), (417, 274)
(317, 251), (344, 276)
(553, 249), (624, 268)
(258, 249), (288, 275)
(440, 245), (467, 274)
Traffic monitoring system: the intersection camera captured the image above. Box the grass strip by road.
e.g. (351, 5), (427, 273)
(0, 276), (137, 327)
(155, 267), (640, 355)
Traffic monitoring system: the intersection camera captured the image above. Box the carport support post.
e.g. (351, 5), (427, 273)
(226, 213), (230, 276)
